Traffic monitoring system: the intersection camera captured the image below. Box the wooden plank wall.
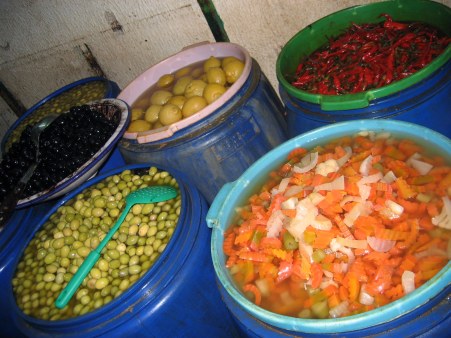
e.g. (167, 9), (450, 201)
(1, 0), (450, 145)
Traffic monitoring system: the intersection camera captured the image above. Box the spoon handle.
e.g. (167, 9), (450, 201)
(0, 163), (37, 229)
(55, 204), (132, 309)
(55, 250), (100, 309)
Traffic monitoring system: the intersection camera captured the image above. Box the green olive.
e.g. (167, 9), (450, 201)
(150, 90), (172, 106)
(174, 66), (192, 78)
(222, 56), (241, 68)
(184, 79), (207, 98)
(157, 74), (175, 88)
(203, 56), (221, 72)
(126, 119), (151, 133)
(131, 108), (144, 121)
(223, 59), (245, 84)
(144, 105), (161, 124)
(172, 76), (193, 96)
(203, 83), (226, 104)
(206, 67), (226, 86)
(182, 96), (208, 117)
(159, 103), (182, 126)
(167, 95), (186, 110)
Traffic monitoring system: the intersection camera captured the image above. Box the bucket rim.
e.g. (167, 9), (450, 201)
(118, 41), (252, 143)
(276, 0), (451, 111)
(208, 119), (451, 333)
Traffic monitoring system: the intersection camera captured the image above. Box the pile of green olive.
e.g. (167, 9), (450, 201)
(12, 166), (180, 321)
(5, 80), (108, 151)
(127, 55), (245, 133)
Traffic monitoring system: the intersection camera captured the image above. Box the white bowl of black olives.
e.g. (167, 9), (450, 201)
(0, 98), (130, 208)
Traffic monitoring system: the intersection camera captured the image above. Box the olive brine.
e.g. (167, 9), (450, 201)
(0, 103), (120, 199)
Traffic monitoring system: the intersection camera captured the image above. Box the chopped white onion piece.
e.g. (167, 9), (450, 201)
(315, 159), (339, 176)
(432, 196), (451, 230)
(343, 201), (373, 227)
(402, 270), (416, 295)
(359, 285), (375, 305)
(286, 218), (308, 242)
(266, 210), (285, 238)
(367, 236), (395, 253)
(277, 177), (291, 195)
(340, 196), (363, 207)
(293, 152), (318, 174)
(358, 172), (382, 200)
(307, 192), (325, 206)
(359, 155), (373, 176)
(336, 146), (353, 167)
(385, 200), (404, 216)
(358, 172), (383, 185)
(330, 239), (355, 266)
(255, 278), (270, 296)
(281, 197), (298, 210)
(329, 301), (349, 318)
(382, 170), (397, 184)
(311, 214), (333, 231)
(314, 175), (345, 192)
(284, 185), (304, 198)
(375, 132), (391, 140)
(409, 158), (433, 175)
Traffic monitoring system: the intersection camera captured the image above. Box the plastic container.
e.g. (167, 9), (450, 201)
(118, 42), (288, 203)
(276, 0), (451, 138)
(6, 163), (240, 337)
(0, 151), (125, 338)
(206, 120), (451, 336)
(2, 76), (121, 153)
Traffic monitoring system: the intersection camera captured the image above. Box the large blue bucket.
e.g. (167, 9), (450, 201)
(0, 152), (125, 338)
(276, 0), (451, 139)
(118, 42), (288, 203)
(5, 163), (240, 337)
(207, 120), (451, 337)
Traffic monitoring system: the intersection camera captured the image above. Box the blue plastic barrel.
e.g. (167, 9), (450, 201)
(280, 61), (451, 139)
(276, 0), (451, 139)
(5, 163), (240, 337)
(118, 43), (288, 203)
(0, 151), (125, 338)
(207, 120), (451, 337)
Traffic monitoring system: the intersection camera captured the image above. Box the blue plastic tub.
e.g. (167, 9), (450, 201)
(118, 42), (288, 203)
(5, 163), (240, 337)
(207, 120), (451, 337)
(0, 151), (125, 338)
(1, 76), (121, 153)
(276, 0), (451, 139)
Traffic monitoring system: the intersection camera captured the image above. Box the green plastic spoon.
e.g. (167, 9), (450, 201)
(55, 185), (178, 309)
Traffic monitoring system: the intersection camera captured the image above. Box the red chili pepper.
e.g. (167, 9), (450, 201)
(380, 13), (408, 30)
(291, 13), (449, 95)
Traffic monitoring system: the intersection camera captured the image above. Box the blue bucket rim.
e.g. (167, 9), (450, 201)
(208, 119), (451, 333)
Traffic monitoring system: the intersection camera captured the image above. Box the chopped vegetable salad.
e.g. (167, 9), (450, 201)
(224, 131), (450, 319)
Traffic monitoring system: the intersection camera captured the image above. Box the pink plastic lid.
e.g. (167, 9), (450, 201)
(118, 42), (251, 143)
